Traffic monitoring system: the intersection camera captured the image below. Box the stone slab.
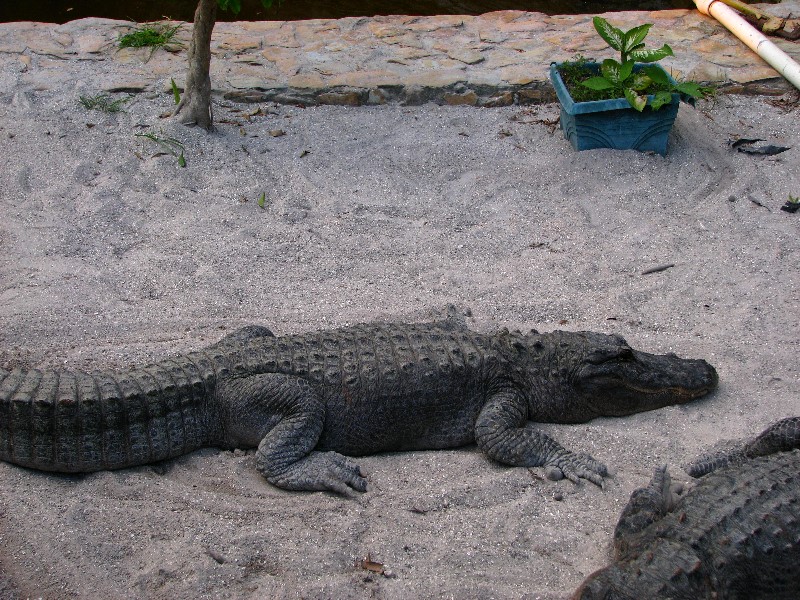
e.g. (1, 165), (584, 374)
(0, 2), (797, 106)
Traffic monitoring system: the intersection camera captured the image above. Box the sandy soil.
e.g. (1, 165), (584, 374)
(0, 74), (798, 599)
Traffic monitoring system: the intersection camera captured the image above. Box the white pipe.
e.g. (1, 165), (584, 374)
(694, 0), (800, 90)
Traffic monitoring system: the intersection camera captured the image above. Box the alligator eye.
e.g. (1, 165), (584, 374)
(618, 348), (634, 360)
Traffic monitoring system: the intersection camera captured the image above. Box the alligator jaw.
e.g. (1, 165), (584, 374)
(578, 349), (719, 418)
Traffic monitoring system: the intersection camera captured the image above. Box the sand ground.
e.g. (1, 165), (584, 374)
(0, 75), (799, 599)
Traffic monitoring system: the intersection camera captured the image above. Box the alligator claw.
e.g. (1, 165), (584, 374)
(546, 452), (608, 487)
(265, 451), (367, 494)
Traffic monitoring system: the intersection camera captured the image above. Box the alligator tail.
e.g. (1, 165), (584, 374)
(0, 353), (219, 473)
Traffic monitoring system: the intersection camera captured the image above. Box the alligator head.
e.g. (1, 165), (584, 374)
(519, 331), (718, 423)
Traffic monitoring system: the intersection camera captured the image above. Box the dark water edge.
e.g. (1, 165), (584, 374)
(1, 0), (694, 24)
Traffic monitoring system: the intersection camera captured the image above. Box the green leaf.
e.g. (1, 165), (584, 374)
(178, 152), (186, 167)
(218, 0), (242, 14)
(676, 81), (703, 99)
(581, 76), (615, 90)
(600, 61), (622, 85)
(651, 91), (674, 110)
(257, 192), (266, 208)
(629, 44), (673, 63)
(618, 59), (634, 81)
(601, 59), (632, 85)
(624, 88), (647, 111)
(170, 78), (181, 105)
(221, 0), (274, 13)
(622, 23), (652, 52)
(629, 72), (652, 91)
(643, 65), (670, 85)
(593, 16), (625, 51)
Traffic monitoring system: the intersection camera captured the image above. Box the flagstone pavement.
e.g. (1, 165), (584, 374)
(1, 2), (798, 106)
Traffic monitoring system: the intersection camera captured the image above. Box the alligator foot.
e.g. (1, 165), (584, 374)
(543, 450), (609, 487)
(475, 391), (611, 487)
(261, 450), (367, 494)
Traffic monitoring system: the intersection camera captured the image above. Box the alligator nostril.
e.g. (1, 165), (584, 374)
(704, 363), (719, 386)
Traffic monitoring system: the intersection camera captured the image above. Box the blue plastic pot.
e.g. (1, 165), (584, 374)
(550, 62), (680, 155)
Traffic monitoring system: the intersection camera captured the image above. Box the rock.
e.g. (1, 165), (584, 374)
(101, 79), (149, 93)
(498, 65), (537, 86)
(447, 49), (485, 65)
(517, 86), (557, 104)
(76, 34), (110, 54)
(218, 38), (262, 52)
(729, 64), (787, 84)
(316, 91), (363, 106)
(479, 31), (509, 43)
(368, 24), (407, 39)
(367, 89), (387, 104)
(228, 76), (276, 90)
(443, 91), (478, 106)
(405, 71), (466, 89)
(17, 54), (31, 72)
(328, 70), (404, 89)
(481, 91), (515, 107)
(287, 73), (325, 89)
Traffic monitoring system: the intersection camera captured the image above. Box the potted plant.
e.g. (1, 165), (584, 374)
(550, 17), (705, 155)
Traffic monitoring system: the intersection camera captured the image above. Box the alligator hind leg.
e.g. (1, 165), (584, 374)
(474, 390), (609, 486)
(612, 466), (682, 558)
(216, 373), (366, 493)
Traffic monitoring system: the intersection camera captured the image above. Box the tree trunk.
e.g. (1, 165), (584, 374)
(173, 0), (217, 130)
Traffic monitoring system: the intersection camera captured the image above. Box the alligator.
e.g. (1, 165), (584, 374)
(573, 416), (800, 600)
(0, 315), (717, 493)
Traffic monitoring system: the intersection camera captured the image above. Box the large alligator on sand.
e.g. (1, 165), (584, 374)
(573, 416), (800, 600)
(0, 316), (717, 492)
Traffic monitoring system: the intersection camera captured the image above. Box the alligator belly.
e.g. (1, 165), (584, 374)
(317, 388), (485, 455)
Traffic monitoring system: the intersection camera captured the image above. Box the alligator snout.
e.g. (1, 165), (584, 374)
(676, 357), (718, 399)
(576, 348), (719, 418)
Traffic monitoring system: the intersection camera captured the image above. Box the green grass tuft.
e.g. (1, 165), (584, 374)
(118, 22), (183, 50)
(78, 94), (132, 113)
(170, 78), (181, 105)
(135, 131), (187, 167)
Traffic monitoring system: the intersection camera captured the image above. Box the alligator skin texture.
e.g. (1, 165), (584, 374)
(1, 318), (718, 493)
(573, 417), (800, 600)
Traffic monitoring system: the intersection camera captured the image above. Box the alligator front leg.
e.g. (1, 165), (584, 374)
(474, 390), (608, 486)
(684, 415), (800, 477)
(217, 374), (367, 493)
